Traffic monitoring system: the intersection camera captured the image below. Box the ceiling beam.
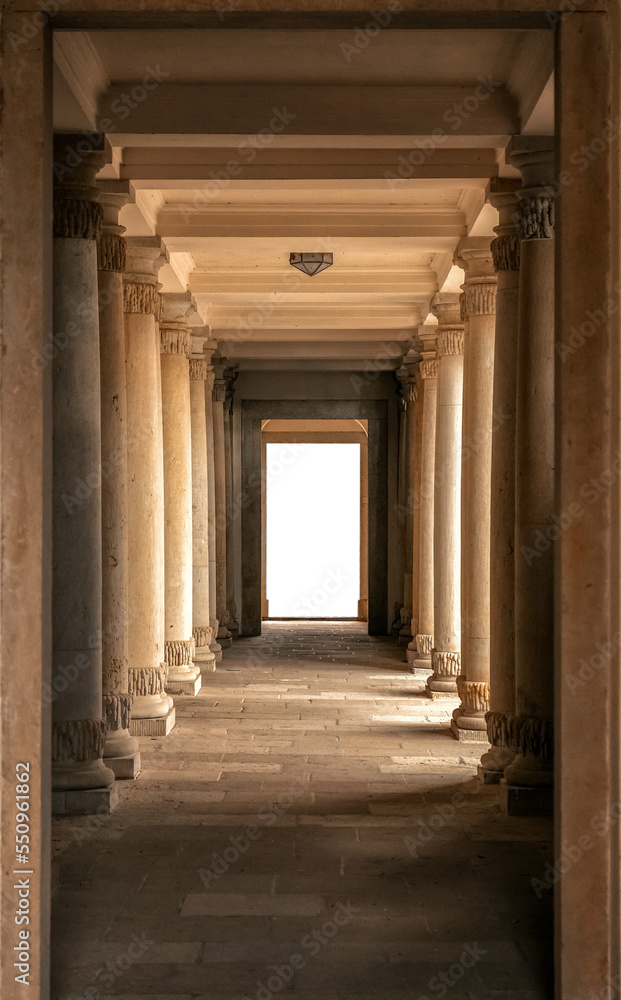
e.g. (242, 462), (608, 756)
(99, 83), (519, 136)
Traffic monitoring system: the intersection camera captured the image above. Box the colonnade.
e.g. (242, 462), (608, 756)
(51, 137), (235, 813)
(400, 137), (555, 813)
(50, 131), (556, 817)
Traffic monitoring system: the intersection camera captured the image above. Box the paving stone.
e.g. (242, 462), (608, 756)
(52, 622), (552, 1000)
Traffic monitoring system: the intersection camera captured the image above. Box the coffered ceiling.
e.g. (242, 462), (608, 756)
(54, 27), (554, 369)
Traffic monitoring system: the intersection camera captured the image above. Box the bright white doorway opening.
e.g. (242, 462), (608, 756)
(265, 442), (361, 618)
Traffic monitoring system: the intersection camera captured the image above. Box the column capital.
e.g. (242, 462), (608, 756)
(224, 366), (239, 412)
(454, 236), (497, 318)
(189, 358), (208, 381)
(97, 180), (131, 274)
(507, 135), (555, 240)
(420, 358), (439, 380)
(418, 324), (439, 371)
(488, 178), (521, 273)
(212, 379), (227, 403)
(397, 361), (419, 403)
(123, 237), (167, 316)
(431, 293), (464, 357)
(212, 358), (229, 402)
(53, 133), (108, 240)
(160, 293), (194, 356)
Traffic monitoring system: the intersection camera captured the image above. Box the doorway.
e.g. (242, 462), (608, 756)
(265, 441), (361, 619)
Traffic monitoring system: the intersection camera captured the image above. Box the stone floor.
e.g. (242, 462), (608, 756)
(51, 621), (553, 1000)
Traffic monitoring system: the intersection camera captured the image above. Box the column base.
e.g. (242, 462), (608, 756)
(210, 642), (223, 661)
(499, 778), (553, 817)
(397, 625), (412, 647)
(477, 764), (503, 785)
(218, 636), (233, 649)
(479, 743), (514, 783)
(103, 726), (139, 761)
(52, 753), (116, 793)
(130, 705), (176, 737)
(425, 683), (459, 700)
(52, 783), (119, 817)
(450, 719), (490, 742)
(166, 671), (202, 696)
(410, 662), (433, 680)
(194, 647), (217, 671)
(426, 650), (460, 697)
(104, 751), (142, 780)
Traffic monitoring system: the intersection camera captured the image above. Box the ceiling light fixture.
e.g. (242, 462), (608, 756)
(289, 252), (333, 276)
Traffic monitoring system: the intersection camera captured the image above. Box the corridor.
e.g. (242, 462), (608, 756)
(51, 624), (553, 999)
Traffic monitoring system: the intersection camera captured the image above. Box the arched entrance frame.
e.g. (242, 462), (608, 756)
(1, 7), (619, 999)
(242, 400), (387, 635)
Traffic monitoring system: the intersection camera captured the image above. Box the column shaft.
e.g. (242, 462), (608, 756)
(395, 382), (413, 640)
(205, 368), (222, 658)
(213, 367), (232, 646)
(453, 238), (497, 740)
(409, 327), (438, 675)
(190, 355), (216, 669)
(480, 181), (521, 780)
(427, 296), (464, 697)
(503, 139), (555, 805)
(224, 371), (240, 636)
(124, 238), (174, 735)
(97, 183), (140, 778)
(51, 136), (115, 806)
(160, 300), (201, 695)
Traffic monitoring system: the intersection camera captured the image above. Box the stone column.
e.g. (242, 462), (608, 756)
(452, 238), (497, 741)
(408, 326), (439, 676)
(426, 294), (464, 698)
(205, 358), (222, 659)
(124, 237), (175, 735)
(224, 368), (240, 637)
(51, 135), (116, 810)
(358, 438), (369, 622)
(213, 361), (232, 648)
(160, 295), (202, 696)
(189, 346), (216, 670)
(480, 180), (521, 781)
(408, 366), (423, 653)
(396, 367), (414, 643)
(97, 181), (140, 779)
(501, 138), (555, 812)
